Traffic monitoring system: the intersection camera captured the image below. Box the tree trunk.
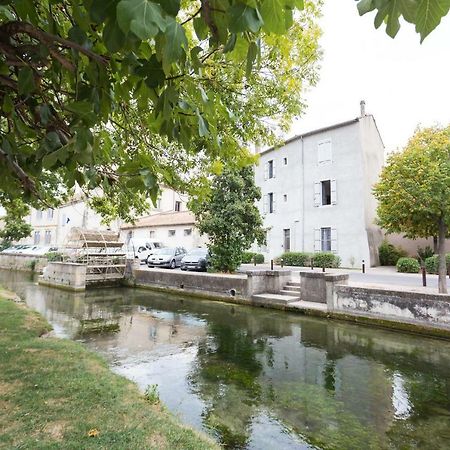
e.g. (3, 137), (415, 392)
(433, 236), (438, 253)
(438, 216), (448, 294)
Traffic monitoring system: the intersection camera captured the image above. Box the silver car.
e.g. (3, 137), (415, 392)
(147, 247), (186, 269)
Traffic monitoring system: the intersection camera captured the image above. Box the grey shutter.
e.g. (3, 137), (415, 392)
(331, 228), (338, 253)
(272, 159), (276, 178)
(331, 179), (337, 205)
(272, 193), (276, 213)
(314, 228), (321, 252)
(314, 182), (321, 207)
(264, 163), (268, 180)
(263, 195), (268, 214)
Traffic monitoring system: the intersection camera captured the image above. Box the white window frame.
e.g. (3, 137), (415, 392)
(168, 229), (176, 237)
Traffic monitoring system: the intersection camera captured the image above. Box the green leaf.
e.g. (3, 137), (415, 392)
(260, 0), (286, 34)
(17, 67), (35, 95)
(246, 41), (258, 77)
(156, 0), (180, 16)
(416, 0), (450, 41)
(138, 54), (165, 88)
(357, 0), (375, 16)
(117, 0), (166, 40)
(193, 16), (208, 40)
(2, 94), (13, 114)
(198, 114), (209, 137)
(90, 0), (118, 23)
(103, 18), (125, 52)
(228, 2), (263, 33)
(163, 18), (188, 64)
(65, 101), (96, 124)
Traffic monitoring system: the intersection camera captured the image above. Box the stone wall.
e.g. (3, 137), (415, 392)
(0, 254), (48, 273)
(129, 268), (292, 301)
(39, 262), (86, 291)
(332, 284), (450, 332)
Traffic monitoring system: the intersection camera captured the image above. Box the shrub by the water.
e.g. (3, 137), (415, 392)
(424, 254), (450, 274)
(241, 252), (264, 264)
(45, 251), (63, 262)
(396, 257), (420, 273)
(312, 252), (341, 268)
(279, 252), (312, 266)
(379, 240), (407, 266)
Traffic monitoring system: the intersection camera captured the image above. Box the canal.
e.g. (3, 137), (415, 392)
(1, 270), (449, 450)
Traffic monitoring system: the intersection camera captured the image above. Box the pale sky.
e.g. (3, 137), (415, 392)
(291, 1), (450, 153)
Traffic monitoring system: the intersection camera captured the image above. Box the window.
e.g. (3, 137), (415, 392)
(126, 231), (133, 244)
(259, 231), (268, 253)
(321, 227), (331, 252)
(44, 230), (51, 244)
(283, 229), (291, 252)
(175, 201), (181, 212)
(314, 228), (337, 253)
(283, 194), (288, 202)
(34, 231), (40, 245)
(268, 193), (274, 213)
(263, 193), (275, 214)
(321, 180), (331, 205)
(149, 230), (155, 238)
(36, 210), (43, 220)
(318, 139), (332, 164)
(314, 180), (336, 207)
(283, 157), (288, 165)
(168, 230), (176, 237)
(184, 228), (192, 236)
(264, 160), (276, 180)
(47, 209), (54, 219)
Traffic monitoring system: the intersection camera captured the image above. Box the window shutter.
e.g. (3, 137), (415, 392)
(314, 182), (321, 207)
(273, 160), (276, 178)
(263, 195), (268, 214)
(331, 228), (338, 253)
(314, 229), (321, 252)
(271, 193), (276, 213)
(331, 179), (337, 205)
(264, 163), (268, 180)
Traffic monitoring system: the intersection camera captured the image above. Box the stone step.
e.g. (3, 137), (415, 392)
(279, 289), (301, 297)
(252, 293), (300, 306)
(283, 285), (301, 292)
(286, 281), (301, 287)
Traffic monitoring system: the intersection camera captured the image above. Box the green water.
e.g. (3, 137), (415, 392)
(1, 271), (450, 450)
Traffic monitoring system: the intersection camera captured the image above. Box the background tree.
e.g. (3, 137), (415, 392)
(373, 126), (450, 293)
(191, 166), (265, 272)
(0, 197), (32, 249)
(0, 0), (321, 221)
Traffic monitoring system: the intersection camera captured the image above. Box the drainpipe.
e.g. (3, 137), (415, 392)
(301, 136), (305, 251)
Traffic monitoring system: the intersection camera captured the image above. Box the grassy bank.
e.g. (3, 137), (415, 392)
(0, 292), (218, 449)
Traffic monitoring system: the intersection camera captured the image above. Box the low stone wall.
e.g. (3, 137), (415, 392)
(332, 284), (450, 332)
(0, 254), (48, 273)
(129, 268), (292, 301)
(39, 262), (86, 291)
(300, 271), (349, 304)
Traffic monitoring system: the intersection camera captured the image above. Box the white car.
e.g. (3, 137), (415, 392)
(126, 239), (165, 264)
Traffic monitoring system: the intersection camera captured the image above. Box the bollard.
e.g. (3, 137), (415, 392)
(362, 260), (365, 274)
(311, 259), (314, 270)
(322, 265), (325, 273)
(421, 266), (427, 287)
(270, 259), (274, 271)
(253, 256), (257, 266)
(281, 258), (284, 268)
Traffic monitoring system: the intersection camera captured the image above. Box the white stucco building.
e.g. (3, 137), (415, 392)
(255, 103), (385, 267)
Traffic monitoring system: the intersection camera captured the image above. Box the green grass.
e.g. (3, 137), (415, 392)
(0, 293), (219, 450)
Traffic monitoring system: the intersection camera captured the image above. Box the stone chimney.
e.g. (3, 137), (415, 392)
(360, 100), (366, 117)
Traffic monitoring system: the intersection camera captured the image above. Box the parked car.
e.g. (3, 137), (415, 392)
(180, 248), (210, 272)
(147, 247), (186, 269)
(126, 239), (165, 264)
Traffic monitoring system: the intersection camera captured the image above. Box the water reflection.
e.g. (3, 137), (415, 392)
(1, 270), (449, 450)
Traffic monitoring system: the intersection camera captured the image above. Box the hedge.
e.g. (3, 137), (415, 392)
(396, 257), (420, 273)
(379, 240), (407, 266)
(312, 252), (341, 268)
(424, 254), (450, 274)
(241, 252), (265, 264)
(279, 252), (312, 267)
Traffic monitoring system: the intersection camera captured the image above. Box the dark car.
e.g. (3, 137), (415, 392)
(180, 247), (209, 272)
(147, 247), (186, 269)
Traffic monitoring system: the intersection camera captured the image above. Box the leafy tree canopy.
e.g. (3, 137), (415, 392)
(0, 0), (321, 222)
(373, 125), (450, 292)
(356, 0), (450, 41)
(190, 166), (265, 272)
(0, 197), (32, 248)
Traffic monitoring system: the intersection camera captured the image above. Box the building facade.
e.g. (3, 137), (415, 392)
(255, 106), (385, 267)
